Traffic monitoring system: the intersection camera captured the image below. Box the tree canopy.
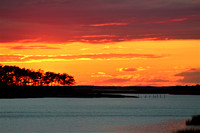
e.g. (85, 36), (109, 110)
(0, 65), (75, 86)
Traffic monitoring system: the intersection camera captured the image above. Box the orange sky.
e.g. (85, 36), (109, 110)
(0, 0), (200, 86)
(0, 39), (200, 86)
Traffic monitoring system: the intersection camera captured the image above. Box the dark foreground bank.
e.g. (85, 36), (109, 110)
(0, 85), (200, 98)
(174, 115), (200, 133)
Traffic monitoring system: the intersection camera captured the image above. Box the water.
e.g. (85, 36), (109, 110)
(0, 95), (200, 133)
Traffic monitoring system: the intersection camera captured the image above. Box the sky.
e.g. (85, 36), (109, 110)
(0, 0), (200, 86)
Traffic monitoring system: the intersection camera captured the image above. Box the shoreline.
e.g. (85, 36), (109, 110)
(0, 85), (200, 99)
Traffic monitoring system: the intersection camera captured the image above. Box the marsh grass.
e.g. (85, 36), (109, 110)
(174, 115), (200, 133)
(186, 115), (200, 125)
(173, 129), (200, 133)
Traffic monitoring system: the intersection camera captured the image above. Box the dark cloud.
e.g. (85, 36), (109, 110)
(0, 0), (200, 43)
(175, 68), (200, 83)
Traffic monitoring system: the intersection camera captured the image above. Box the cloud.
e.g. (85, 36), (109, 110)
(119, 68), (137, 72)
(175, 68), (200, 83)
(0, 54), (25, 62)
(8, 45), (60, 50)
(92, 75), (133, 85)
(91, 71), (170, 85)
(81, 35), (117, 38)
(119, 67), (149, 72)
(86, 22), (129, 27)
(150, 17), (188, 24)
(91, 72), (113, 78)
(103, 77), (132, 83)
(0, 53), (164, 63)
(0, 0), (200, 43)
(147, 79), (169, 82)
(72, 53), (163, 59)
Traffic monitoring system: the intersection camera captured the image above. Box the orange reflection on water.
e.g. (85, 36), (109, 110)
(101, 119), (186, 133)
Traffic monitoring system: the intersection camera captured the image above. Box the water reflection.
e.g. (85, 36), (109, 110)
(0, 95), (200, 133)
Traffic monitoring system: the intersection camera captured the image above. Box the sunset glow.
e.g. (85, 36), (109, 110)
(0, 0), (200, 86)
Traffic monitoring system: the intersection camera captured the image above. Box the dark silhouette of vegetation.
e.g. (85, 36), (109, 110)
(174, 115), (200, 133)
(186, 115), (200, 125)
(0, 65), (75, 86)
(174, 129), (200, 133)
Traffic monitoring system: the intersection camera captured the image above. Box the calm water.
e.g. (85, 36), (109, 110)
(0, 95), (200, 133)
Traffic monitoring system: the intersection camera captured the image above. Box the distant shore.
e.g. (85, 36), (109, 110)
(0, 85), (200, 98)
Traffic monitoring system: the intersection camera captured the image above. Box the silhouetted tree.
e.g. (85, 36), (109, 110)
(0, 64), (75, 86)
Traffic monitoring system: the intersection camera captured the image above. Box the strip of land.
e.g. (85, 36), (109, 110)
(0, 85), (200, 98)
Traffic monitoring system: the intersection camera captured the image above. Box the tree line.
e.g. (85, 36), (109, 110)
(0, 65), (75, 86)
